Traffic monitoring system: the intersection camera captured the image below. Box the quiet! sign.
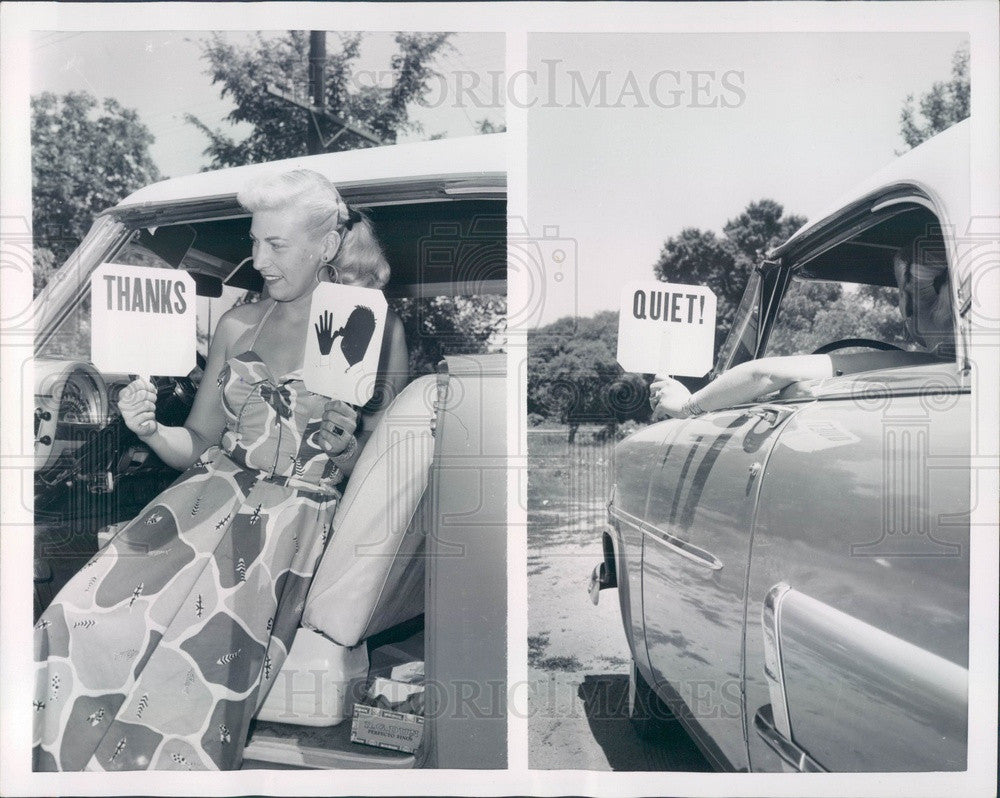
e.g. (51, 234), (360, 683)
(90, 263), (197, 376)
(617, 281), (717, 376)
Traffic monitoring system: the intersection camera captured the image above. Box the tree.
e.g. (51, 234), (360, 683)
(653, 199), (806, 352)
(390, 295), (506, 378)
(187, 31), (452, 167)
(475, 118), (506, 134)
(527, 311), (650, 439)
(765, 281), (904, 356)
(31, 91), (161, 295)
(899, 43), (970, 151)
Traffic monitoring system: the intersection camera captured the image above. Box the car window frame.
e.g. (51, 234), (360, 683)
(715, 192), (963, 378)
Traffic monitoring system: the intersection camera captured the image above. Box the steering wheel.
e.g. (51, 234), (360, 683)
(153, 351), (207, 410)
(811, 338), (904, 355)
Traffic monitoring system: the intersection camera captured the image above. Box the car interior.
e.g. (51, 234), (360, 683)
(716, 202), (955, 382)
(33, 195), (507, 768)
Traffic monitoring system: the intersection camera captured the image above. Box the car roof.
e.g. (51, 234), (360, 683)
(771, 120), (970, 264)
(115, 133), (506, 209)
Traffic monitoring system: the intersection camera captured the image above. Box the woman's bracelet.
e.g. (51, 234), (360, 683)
(328, 433), (359, 466)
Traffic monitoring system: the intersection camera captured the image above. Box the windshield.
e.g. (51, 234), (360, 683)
(713, 268), (761, 377)
(37, 225), (256, 365)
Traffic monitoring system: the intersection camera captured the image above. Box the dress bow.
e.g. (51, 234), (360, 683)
(259, 383), (293, 419)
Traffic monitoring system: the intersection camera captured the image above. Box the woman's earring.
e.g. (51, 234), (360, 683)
(316, 259), (340, 284)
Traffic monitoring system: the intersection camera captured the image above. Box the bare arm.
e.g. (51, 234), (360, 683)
(119, 310), (244, 469)
(652, 354), (835, 420)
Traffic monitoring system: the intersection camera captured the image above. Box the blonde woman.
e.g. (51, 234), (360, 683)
(33, 169), (407, 771)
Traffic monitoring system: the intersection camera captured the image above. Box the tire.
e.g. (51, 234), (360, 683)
(628, 659), (675, 739)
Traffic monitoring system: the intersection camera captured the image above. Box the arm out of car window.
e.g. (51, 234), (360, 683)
(652, 354), (835, 420)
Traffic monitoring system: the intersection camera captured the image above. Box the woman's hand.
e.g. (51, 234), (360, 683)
(649, 375), (692, 420)
(318, 400), (359, 457)
(119, 378), (159, 438)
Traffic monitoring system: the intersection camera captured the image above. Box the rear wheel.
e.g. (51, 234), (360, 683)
(628, 659), (675, 739)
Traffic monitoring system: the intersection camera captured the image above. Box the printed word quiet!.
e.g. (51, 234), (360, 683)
(632, 289), (706, 324)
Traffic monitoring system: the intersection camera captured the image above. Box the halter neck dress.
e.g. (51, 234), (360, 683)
(33, 301), (342, 770)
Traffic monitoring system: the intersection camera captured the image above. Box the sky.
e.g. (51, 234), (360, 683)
(31, 30), (505, 179)
(527, 32), (968, 324)
(28, 29), (967, 328)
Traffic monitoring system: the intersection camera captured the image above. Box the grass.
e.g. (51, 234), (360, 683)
(527, 425), (615, 550)
(528, 633), (550, 668)
(528, 425), (617, 674)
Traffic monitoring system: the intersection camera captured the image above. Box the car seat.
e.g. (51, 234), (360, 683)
(255, 372), (443, 726)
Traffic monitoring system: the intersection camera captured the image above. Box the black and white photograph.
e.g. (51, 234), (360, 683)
(15, 25), (507, 773)
(524, 30), (994, 774)
(1, 2), (998, 797)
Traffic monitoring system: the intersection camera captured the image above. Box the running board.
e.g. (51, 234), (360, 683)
(243, 730), (415, 770)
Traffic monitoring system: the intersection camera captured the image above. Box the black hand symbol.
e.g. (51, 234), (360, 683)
(314, 311), (343, 356)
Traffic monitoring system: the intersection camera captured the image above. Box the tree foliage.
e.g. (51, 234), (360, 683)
(31, 91), (161, 295)
(528, 311), (650, 430)
(390, 295), (506, 378)
(766, 280), (905, 356)
(187, 31), (452, 167)
(653, 199), (806, 352)
(899, 43), (970, 151)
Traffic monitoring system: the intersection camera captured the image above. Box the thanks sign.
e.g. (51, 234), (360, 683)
(90, 263), (196, 376)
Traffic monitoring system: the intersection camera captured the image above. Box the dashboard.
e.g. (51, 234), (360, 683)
(34, 360), (111, 475)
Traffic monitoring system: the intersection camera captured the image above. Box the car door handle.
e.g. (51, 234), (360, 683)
(753, 704), (825, 773)
(746, 405), (795, 430)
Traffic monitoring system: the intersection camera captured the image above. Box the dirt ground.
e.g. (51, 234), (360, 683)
(526, 428), (711, 771)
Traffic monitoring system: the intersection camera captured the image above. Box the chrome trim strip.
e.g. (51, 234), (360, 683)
(753, 705), (826, 773)
(761, 582), (793, 740)
(608, 505), (723, 571)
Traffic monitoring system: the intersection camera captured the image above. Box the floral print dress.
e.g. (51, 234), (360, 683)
(33, 334), (342, 771)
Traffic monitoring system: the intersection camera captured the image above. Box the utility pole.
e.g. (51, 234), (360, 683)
(307, 31), (326, 155)
(267, 30), (384, 153)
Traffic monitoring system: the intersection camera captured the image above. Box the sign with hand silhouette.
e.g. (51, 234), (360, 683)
(303, 282), (387, 402)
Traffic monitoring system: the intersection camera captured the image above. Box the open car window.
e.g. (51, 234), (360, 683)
(764, 276), (909, 357)
(756, 202), (957, 367)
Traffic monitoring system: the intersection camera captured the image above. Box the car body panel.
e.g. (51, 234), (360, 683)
(600, 122), (973, 772)
(422, 353), (508, 769)
(610, 424), (677, 665)
(763, 587), (967, 772)
(637, 405), (798, 771)
(114, 134), (506, 209)
(744, 381), (969, 772)
(772, 121), (968, 276)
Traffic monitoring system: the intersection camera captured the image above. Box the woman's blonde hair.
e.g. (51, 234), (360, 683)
(237, 168), (390, 289)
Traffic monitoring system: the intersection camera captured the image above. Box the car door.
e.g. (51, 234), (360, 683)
(743, 365), (970, 772)
(640, 403), (798, 771)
